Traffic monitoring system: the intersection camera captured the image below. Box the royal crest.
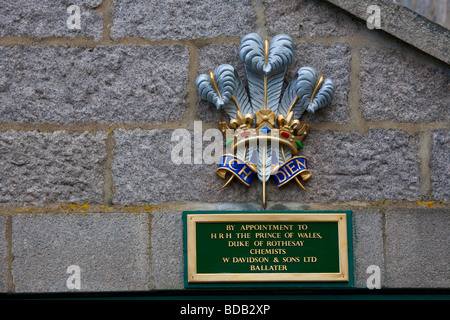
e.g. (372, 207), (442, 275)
(196, 33), (335, 208)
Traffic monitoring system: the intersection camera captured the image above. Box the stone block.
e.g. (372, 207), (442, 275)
(150, 209), (389, 289)
(352, 210), (384, 288)
(0, 45), (189, 124)
(0, 215), (7, 292)
(431, 129), (449, 200)
(0, 0), (103, 41)
(267, 129), (420, 203)
(0, 131), (107, 206)
(197, 43), (244, 123)
(11, 213), (151, 292)
(360, 47), (450, 122)
(265, 0), (359, 38)
(287, 42), (351, 124)
(151, 211), (184, 289)
(112, 129), (261, 205)
(384, 209), (449, 288)
(111, 0), (256, 40)
(326, 0), (450, 65)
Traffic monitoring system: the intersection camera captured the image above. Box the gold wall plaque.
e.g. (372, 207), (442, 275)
(184, 212), (352, 285)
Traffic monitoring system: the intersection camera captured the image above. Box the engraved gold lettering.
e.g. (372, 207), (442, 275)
(255, 232), (281, 238)
(286, 161), (297, 175)
(282, 257), (301, 263)
(275, 170), (287, 183)
(250, 265), (287, 271)
(295, 158), (307, 169)
(233, 257), (269, 263)
(297, 232), (322, 239)
(228, 158), (239, 170)
(238, 165), (253, 181)
(304, 256), (318, 263)
(266, 240), (304, 247)
(211, 232), (232, 239)
(236, 232), (251, 238)
(281, 166), (291, 177)
(228, 240), (249, 247)
(222, 155), (229, 166)
(249, 248), (287, 255)
(240, 224), (293, 231)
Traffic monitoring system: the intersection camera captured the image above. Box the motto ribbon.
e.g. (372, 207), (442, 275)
(216, 154), (257, 187)
(273, 156), (311, 187)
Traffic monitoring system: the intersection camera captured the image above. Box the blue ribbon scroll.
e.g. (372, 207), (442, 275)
(273, 156), (311, 187)
(216, 154), (257, 186)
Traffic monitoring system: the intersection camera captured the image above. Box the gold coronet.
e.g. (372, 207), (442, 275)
(220, 109), (310, 156)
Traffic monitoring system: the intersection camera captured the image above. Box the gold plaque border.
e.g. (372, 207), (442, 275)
(187, 213), (349, 283)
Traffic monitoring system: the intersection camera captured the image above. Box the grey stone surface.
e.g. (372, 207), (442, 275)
(431, 129), (449, 200)
(197, 43), (244, 123)
(0, 215), (7, 292)
(11, 213), (151, 292)
(267, 129), (420, 203)
(198, 44), (244, 78)
(384, 209), (449, 288)
(325, 0), (450, 64)
(197, 42), (350, 124)
(151, 211), (184, 289)
(360, 47), (450, 122)
(0, 0), (103, 41)
(287, 42), (351, 124)
(352, 210), (384, 288)
(265, 0), (360, 38)
(0, 45), (189, 124)
(112, 129), (261, 205)
(111, 0), (256, 41)
(0, 131), (107, 206)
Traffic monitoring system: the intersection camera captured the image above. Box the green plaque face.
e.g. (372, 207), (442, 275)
(184, 211), (352, 286)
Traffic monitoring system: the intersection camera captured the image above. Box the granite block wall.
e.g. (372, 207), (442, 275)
(0, 0), (448, 293)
